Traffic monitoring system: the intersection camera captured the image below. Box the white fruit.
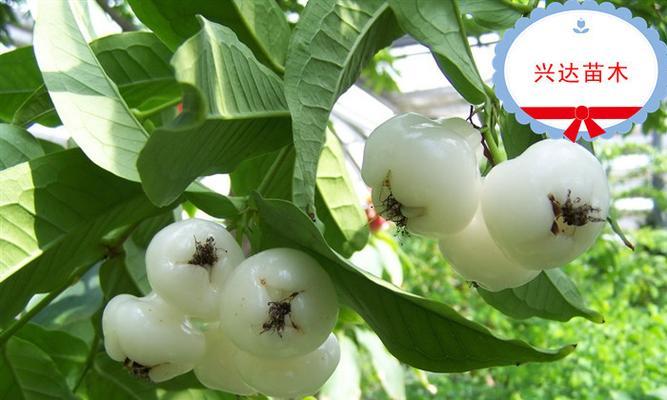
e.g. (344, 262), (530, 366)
(439, 207), (540, 291)
(361, 113), (482, 236)
(193, 324), (256, 395)
(234, 333), (340, 398)
(481, 139), (610, 269)
(219, 248), (338, 358)
(145, 218), (244, 319)
(102, 293), (205, 382)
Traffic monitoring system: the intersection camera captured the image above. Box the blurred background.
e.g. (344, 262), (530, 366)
(1, 0), (665, 398)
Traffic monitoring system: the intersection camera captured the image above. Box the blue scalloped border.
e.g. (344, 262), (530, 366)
(493, 0), (667, 140)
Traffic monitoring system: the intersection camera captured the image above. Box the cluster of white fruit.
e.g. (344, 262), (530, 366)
(362, 113), (610, 291)
(102, 219), (340, 398)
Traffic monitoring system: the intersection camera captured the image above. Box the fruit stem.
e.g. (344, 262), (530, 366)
(501, 0), (538, 14)
(73, 331), (100, 392)
(484, 94), (507, 165)
(0, 260), (97, 347)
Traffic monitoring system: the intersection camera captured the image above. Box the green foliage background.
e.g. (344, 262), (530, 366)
(0, 0), (665, 399)
(385, 227), (667, 400)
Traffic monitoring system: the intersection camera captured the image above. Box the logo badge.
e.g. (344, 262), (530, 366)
(493, 0), (667, 141)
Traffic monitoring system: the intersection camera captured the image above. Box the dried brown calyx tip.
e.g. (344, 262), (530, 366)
(548, 189), (604, 236)
(188, 236), (218, 268)
(378, 174), (409, 235)
(124, 358), (151, 380)
(260, 291), (302, 338)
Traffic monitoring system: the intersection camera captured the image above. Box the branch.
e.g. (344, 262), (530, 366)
(94, 0), (137, 32)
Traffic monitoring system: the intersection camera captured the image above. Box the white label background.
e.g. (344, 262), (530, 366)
(504, 10), (658, 130)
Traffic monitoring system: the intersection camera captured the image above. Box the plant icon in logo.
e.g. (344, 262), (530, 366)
(573, 18), (589, 33)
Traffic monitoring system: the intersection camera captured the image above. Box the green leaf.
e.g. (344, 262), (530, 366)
(316, 129), (368, 257)
(184, 183), (243, 219)
(231, 147), (295, 200)
(460, 0), (523, 30)
(15, 324), (88, 389)
(320, 333), (361, 400)
(253, 194), (576, 372)
(13, 32), (178, 129)
(33, 0), (150, 181)
(499, 109), (543, 159)
(138, 18), (291, 206)
(37, 139), (65, 155)
(127, 0), (290, 72)
(0, 149), (166, 324)
(12, 85), (61, 128)
(388, 0), (486, 104)
(82, 353), (157, 400)
(90, 31), (180, 115)
(0, 46), (43, 123)
(99, 253), (143, 301)
(0, 336), (76, 399)
(285, 0), (402, 211)
(32, 266), (102, 345)
(80, 354), (219, 399)
(355, 329), (405, 400)
(0, 124), (44, 170)
(478, 269), (604, 323)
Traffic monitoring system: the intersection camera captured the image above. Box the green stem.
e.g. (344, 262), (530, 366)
(73, 331), (99, 392)
(501, 0), (538, 14)
(257, 146), (291, 195)
(482, 99), (506, 165)
(131, 97), (181, 121)
(0, 261), (97, 347)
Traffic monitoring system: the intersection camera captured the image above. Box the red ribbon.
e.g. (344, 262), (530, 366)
(521, 106), (641, 141)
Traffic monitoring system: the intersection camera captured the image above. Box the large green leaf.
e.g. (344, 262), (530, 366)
(460, 0), (523, 30)
(499, 109), (543, 159)
(33, 0), (150, 181)
(478, 269), (604, 323)
(184, 183), (243, 220)
(99, 252), (143, 302)
(0, 47), (43, 123)
(13, 32), (179, 129)
(230, 146), (295, 200)
(0, 124), (44, 170)
(80, 353), (230, 400)
(90, 31), (180, 115)
(388, 0), (487, 104)
(285, 0), (402, 212)
(32, 266), (102, 345)
(127, 0), (290, 72)
(253, 195), (575, 372)
(138, 18), (291, 206)
(82, 353), (157, 400)
(12, 85), (61, 128)
(316, 129), (368, 257)
(0, 336), (75, 399)
(15, 324), (89, 389)
(0, 149), (166, 324)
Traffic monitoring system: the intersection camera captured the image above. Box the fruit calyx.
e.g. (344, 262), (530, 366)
(188, 236), (219, 268)
(261, 291), (302, 337)
(377, 173), (408, 233)
(549, 189), (604, 236)
(124, 358), (151, 380)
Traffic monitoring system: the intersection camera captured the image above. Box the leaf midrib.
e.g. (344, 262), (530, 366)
(329, 3), (390, 108)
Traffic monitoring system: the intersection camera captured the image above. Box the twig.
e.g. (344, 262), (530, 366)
(94, 0), (138, 32)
